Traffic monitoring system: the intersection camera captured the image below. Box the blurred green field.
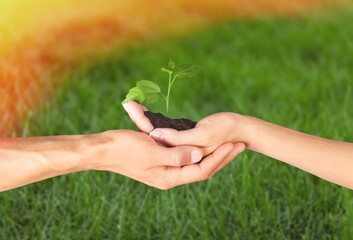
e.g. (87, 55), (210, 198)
(1, 8), (353, 239)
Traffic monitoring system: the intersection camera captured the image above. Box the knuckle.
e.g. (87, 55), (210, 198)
(155, 182), (172, 190)
(153, 174), (176, 190)
(102, 130), (130, 141)
(97, 130), (118, 144)
(199, 172), (210, 182)
(171, 152), (183, 166)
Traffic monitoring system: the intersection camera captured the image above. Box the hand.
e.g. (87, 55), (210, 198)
(91, 130), (245, 190)
(122, 101), (245, 155)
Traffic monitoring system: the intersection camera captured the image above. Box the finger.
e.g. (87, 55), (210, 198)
(157, 146), (204, 167)
(122, 101), (154, 133)
(149, 125), (208, 147)
(165, 143), (234, 187)
(209, 142), (245, 177)
(201, 146), (219, 157)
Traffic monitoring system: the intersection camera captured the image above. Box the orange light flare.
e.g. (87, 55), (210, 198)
(0, 0), (335, 136)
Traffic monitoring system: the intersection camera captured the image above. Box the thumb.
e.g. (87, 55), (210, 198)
(150, 127), (205, 147)
(122, 101), (154, 133)
(159, 145), (204, 167)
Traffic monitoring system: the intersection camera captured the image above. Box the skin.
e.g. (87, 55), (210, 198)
(124, 101), (353, 190)
(0, 130), (245, 192)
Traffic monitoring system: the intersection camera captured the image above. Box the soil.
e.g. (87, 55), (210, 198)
(144, 111), (197, 131)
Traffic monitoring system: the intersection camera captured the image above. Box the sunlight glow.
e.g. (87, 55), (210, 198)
(0, 0), (332, 136)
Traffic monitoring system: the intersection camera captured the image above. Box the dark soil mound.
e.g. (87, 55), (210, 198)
(144, 111), (196, 131)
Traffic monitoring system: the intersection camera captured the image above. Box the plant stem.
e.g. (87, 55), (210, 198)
(166, 72), (172, 116)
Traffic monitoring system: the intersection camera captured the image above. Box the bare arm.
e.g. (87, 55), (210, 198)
(0, 135), (89, 191)
(242, 116), (353, 189)
(0, 130), (244, 192)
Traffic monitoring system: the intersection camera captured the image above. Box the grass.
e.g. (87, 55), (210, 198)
(1, 8), (353, 239)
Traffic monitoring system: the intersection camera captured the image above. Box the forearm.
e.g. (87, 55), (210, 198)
(0, 135), (97, 192)
(239, 115), (353, 189)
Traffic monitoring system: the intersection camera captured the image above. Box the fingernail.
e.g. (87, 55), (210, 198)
(122, 103), (131, 114)
(123, 102), (138, 120)
(191, 150), (203, 163)
(150, 130), (165, 141)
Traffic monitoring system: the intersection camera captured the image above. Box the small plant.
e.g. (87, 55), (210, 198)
(122, 59), (199, 116)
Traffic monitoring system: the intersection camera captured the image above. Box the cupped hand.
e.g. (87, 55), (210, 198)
(92, 130), (245, 190)
(122, 101), (245, 155)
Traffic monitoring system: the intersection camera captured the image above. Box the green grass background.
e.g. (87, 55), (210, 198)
(1, 7), (353, 239)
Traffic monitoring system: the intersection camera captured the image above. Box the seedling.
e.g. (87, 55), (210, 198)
(122, 59), (199, 116)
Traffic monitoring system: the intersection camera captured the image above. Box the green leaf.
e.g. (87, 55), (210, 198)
(122, 86), (146, 104)
(122, 80), (161, 104)
(174, 64), (201, 79)
(136, 80), (161, 104)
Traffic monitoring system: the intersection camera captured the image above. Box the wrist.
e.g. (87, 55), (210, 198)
(229, 113), (258, 147)
(83, 130), (127, 172)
